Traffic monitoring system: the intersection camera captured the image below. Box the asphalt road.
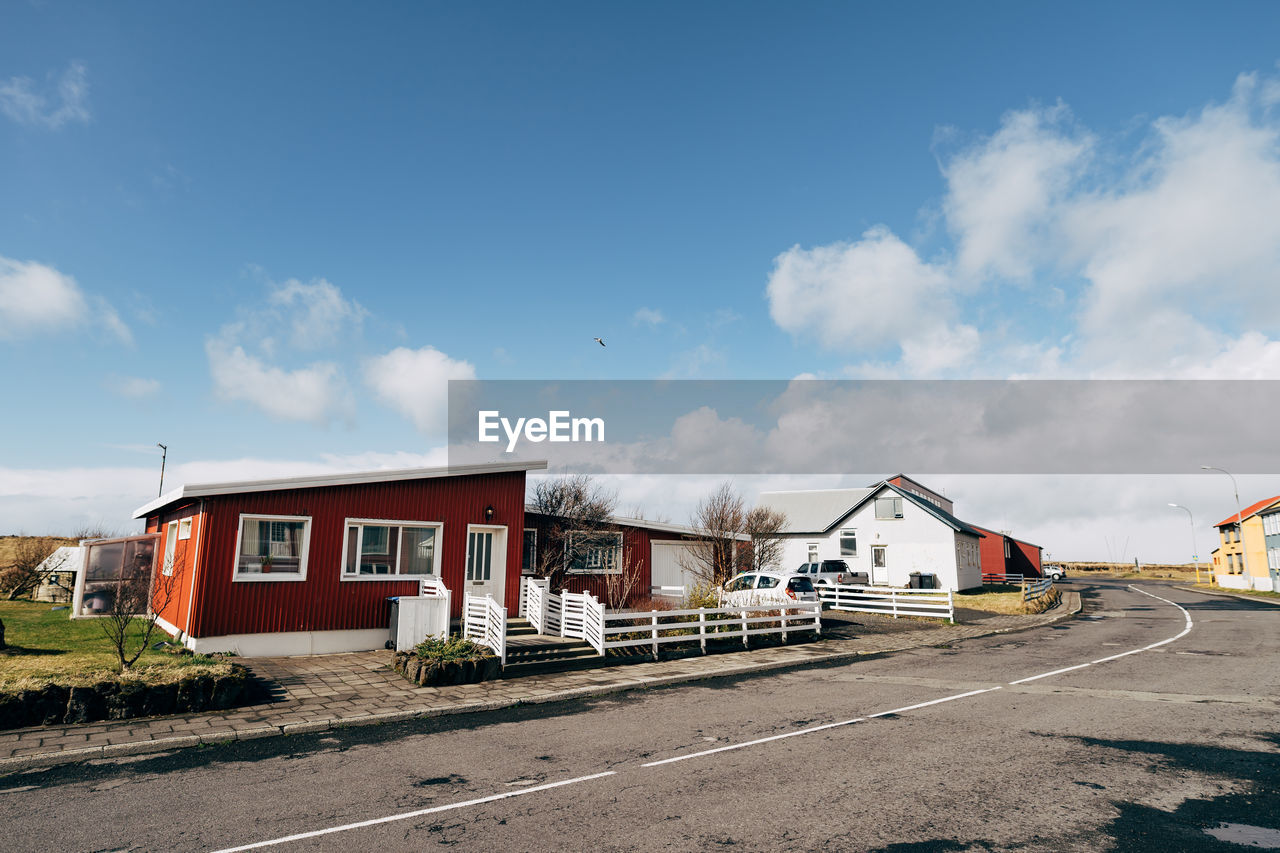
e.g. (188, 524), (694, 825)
(3, 580), (1278, 852)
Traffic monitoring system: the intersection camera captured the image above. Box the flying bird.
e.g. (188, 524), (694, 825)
(594, 337), (606, 347)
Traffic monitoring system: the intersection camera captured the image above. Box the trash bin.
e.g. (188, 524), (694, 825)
(908, 572), (922, 589)
(919, 573), (937, 589)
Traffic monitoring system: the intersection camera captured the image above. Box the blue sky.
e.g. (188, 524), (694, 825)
(3, 2), (1280, 556)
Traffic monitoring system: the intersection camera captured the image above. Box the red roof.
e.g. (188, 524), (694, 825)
(1214, 495), (1280, 528)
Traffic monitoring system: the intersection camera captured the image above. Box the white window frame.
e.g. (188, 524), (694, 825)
(807, 543), (820, 562)
(522, 527), (538, 575)
(839, 529), (857, 557)
(565, 530), (624, 575)
(163, 520), (179, 576)
(178, 517), (193, 540)
(233, 513), (311, 583)
(340, 518), (443, 581)
(875, 496), (904, 520)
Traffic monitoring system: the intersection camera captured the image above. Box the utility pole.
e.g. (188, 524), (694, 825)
(1202, 466), (1246, 581)
(157, 443), (168, 497)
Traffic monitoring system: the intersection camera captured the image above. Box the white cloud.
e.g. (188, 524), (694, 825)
(0, 254), (131, 343)
(363, 345), (476, 434)
(768, 226), (957, 352)
(632, 307), (665, 327)
(268, 278), (367, 349)
(0, 61), (90, 129)
(942, 103), (1091, 282)
(206, 334), (351, 424)
(105, 375), (161, 398)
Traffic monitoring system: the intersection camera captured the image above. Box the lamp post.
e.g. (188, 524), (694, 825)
(1201, 465), (1245, 581)
(1167, 503), (1201, 584)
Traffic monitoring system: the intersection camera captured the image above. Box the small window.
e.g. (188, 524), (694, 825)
(788, 577), (815, 593)
(872, 546), (887, 568)
(807, 543), (819, 562)
(566, 530), (624, 575)
(875, 497), (904, 520)
(236, 515), (310, 580)
(757, 576), (780, 589)
(343, 520), (441, 579)
(1004, 540), (1011, 559)
(163, 520), (179, 576)
(178, 518), (193, 540)
(839, 529), (857, 556)
(522, 528), (537, 574)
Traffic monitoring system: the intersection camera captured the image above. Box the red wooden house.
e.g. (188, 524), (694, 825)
(521, 511), (711, 607)
(970, 524), (1044, 579)
(133, 461), (546, 656)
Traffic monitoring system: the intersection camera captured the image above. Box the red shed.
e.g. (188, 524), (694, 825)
(969, 524), (1044, 579)
(133, 461), (546, 656)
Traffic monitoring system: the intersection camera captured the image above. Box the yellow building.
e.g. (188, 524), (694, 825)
(1212, 495), (1280, 592)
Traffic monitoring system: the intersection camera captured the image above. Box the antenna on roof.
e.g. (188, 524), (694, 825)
(157, 443), (168, 497)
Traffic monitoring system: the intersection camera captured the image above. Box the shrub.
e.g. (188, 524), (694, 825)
(411, 634), (492, 662)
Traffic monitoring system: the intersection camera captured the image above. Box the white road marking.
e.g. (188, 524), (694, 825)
(209, 771), (617, 853)
(216, 583), (1200, 851)
(642, 686), (1002, 767)
(1008, 663), (1091, 685)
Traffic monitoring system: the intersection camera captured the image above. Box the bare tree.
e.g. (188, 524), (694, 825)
(71, 524), (119, 541)
(680, 482), (747, 586)
(1, 536), (68, 601)
(741, 505), (789, 574)
(603, 542), (644, 609)
(98, 543), (178, 672)
(528, 475), (618, 591)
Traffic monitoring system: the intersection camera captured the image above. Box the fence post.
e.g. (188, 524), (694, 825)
(947, 589), (955, 624)
(814, 602), (821, 635)
(742, 610), (749, 648)
(650, 610), (658, 659)
(892, 588), (899, 619)
(781, 606), (788, 643)
(699, 609), (707, 654)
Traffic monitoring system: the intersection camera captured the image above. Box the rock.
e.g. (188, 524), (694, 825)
(417, 660), (439, 686)
(63, 686), (104, 725)
(144, 682), (178, 717)
(481, 655), (501, 681)
(0, 691), (28, 729)
(405, 657), (422, 683)
(108, 681), (147, 720)
(37, 684), (69, 726)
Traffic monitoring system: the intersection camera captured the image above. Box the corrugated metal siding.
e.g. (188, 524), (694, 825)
(190, 471), (527, 638)
(146, 501), (204, 634)
(1008, 540), (1043, 578)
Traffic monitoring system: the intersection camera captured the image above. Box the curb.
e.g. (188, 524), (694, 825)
(0, 592), (1082, 775)
(1172, 585), (1280, 606)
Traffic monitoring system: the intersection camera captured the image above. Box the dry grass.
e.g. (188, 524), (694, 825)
(1192, 583), (1280, 601)
(956, 584), (1061, 615)
(0, 535), (77, 569)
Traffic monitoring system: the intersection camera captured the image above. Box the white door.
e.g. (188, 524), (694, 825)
(650, 541), (699, 596)
(871, 546), (888, 585)
(466, 525), (507, 604)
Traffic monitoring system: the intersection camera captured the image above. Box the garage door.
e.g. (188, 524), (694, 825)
(650, 540), (700, 595)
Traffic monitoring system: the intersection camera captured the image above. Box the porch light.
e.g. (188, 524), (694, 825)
(484, 505), (495, 522)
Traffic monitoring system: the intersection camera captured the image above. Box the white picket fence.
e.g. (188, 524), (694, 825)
(818, 583), (955, 622)
(420, 576), (452, 617)
(462, 592), (507, 666)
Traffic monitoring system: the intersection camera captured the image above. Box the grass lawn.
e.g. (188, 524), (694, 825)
(956, 584), (1061, 615)
(0, 599), (230, 690)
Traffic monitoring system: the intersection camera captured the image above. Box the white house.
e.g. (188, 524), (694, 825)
(756, 482), (984, 591)
(34, 545), (84, 603)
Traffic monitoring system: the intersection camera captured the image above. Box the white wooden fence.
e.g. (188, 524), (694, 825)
(462, 592), (507, 666)
(522, 578), (821, 657)
(982, 572), (1025, 585)
(818, 583), (955, 622)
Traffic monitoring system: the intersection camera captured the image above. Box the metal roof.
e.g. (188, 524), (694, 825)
(134, 460), (549, 519)
(1213, 496), (1280, 529)
(755, 488), (876, 533)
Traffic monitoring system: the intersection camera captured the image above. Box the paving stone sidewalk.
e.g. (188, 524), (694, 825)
(0, 592), (1080, 773)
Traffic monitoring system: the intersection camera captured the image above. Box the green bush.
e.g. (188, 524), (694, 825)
(411, 634), (492, 662)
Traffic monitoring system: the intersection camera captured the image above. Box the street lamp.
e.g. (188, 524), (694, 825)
(1201, 465), (1246, 581)
(1167, 503), (1201, 584)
